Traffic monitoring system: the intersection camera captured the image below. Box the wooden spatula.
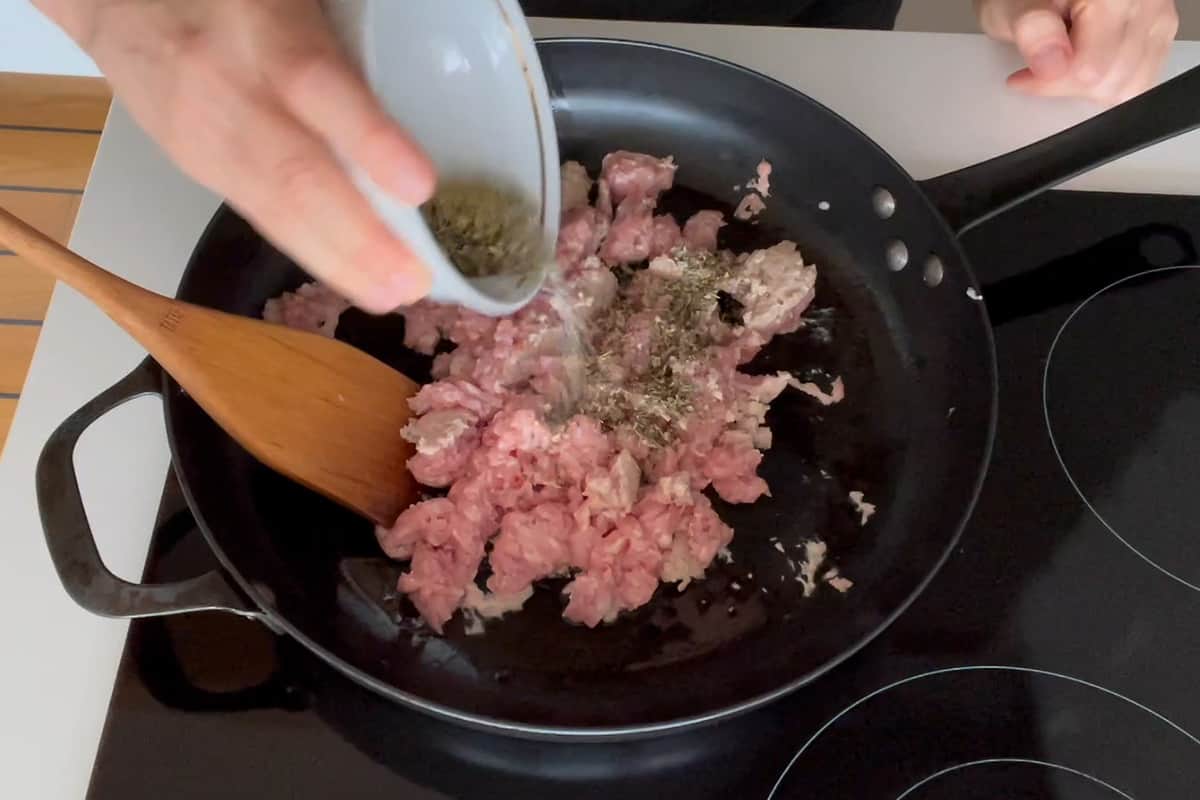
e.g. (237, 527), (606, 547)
(0, 207), (420, 527)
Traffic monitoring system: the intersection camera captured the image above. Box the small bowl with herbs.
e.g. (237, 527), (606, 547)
(331, 0), (561, 315)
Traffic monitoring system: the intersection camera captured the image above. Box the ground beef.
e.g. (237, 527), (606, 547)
(600, 194), (656, 264)
(747, 160), (772, 197)
(648, 215), (683, 258)
(600, 151), (677, 205)
(682, 210), (726, 253)
(734, 192), (767, 221)
(262, 282), (350, 338)
(266, 152), (846, 633)
(556, 206), (609, 270)
(560, 160), (594, 212)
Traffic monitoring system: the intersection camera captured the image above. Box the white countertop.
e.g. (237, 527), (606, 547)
(2, 16), (1199, 800)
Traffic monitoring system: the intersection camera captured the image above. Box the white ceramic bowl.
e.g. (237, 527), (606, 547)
(327, 0), (560, 315)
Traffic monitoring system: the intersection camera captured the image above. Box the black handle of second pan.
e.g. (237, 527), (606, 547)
(36, 358), (261, 621)
(920, 64), (1200, 235)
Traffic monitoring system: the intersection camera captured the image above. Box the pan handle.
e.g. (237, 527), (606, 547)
(36, 358), (261, 621)
(920, 64), (1200, 235)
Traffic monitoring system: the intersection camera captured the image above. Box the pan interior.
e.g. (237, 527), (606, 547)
(167, 40), (995, 733)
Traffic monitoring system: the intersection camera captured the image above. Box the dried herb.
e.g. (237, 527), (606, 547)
(578, 247), (737, 445)
(422, 180), (543, 279)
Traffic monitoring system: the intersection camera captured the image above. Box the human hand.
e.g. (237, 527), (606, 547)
(34, 0), (436, 313)
(976, 0), (1180, 105)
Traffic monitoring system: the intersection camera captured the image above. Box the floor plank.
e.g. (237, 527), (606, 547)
(0, 129), (100, 191)
(0, 73), (111, 131)
(0, 190), (81, 245)
(0, 324), (42, 394)
(0, 255), (57, 320)
(0, 398), (15, 457)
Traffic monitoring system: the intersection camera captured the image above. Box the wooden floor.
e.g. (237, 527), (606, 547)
(0, 72), (111, 454)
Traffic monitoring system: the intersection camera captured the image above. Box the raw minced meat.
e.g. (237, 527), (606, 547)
(560, 160), (594, 212)
(266, 151), (851, 633)
(734, 192), (767, 221)
(747, 160), (772, 197)
(681, 209), (726, 253)
(734, 160), (772, 221)
(849, 490), (877, 525)
(263, 282), (350, 338)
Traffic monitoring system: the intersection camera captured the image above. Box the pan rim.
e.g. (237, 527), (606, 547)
(167, 36), (1000, 740)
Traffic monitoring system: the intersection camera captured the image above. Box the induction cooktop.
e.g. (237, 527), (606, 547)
(85, 190), (1200, 799)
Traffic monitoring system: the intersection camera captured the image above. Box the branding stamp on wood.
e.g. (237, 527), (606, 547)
(159, 308), (183, 332)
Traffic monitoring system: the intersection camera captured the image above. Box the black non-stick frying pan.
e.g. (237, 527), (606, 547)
(38, 39), (1200, 739)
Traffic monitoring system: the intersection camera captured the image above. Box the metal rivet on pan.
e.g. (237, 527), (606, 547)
(924, 254), (945, 287)
(818, 200), (831, 211)
(872, 187), (896, 219)
(885, 239), (908, 271)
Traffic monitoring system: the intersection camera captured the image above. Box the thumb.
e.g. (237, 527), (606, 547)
(981, 1), (1073, 80)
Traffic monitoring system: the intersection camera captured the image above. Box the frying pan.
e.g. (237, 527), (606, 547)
(37, 39), (1200, 738)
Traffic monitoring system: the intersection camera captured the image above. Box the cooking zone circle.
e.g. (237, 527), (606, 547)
(1043, 266), (1200, 592)
(894, 760), (1132, 799)
(767, 666), (1200, 799)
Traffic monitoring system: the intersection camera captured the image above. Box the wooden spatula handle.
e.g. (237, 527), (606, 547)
(0, 205), (420, 525)
(0, 205), (161, 317)
(0, 204), (172, 342)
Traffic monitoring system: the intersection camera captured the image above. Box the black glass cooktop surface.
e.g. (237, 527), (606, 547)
(87, 190), (1200, 799)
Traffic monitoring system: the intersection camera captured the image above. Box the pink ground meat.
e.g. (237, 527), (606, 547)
(266, 152), (842, 633)
(600, 195), (656, 264)
(600, 151), (677, 205)
(262, 282), (351, 338)
(648, 215), (683, 258)
(734, 192), (767, 221)
(747, 159), (772, 197)
(560, 160), (594, 212)
(556, 206), (609, 270)
(682, 210), (726, 252)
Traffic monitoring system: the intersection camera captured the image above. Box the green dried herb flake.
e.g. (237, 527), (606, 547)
(576, 248), (734, 445)
(422, 180), (543, 279)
